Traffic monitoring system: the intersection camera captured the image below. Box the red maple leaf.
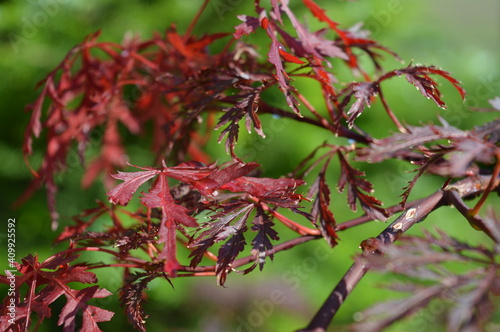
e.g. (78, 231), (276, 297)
(106, 160), (260, 274)
(0, 253), (113, 331)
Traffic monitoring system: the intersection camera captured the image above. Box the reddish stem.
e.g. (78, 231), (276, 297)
(185, 0), (210, 39)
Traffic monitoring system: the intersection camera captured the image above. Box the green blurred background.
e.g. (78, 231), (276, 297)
(0, 0), (499, 331)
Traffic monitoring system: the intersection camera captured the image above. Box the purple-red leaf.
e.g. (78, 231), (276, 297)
(221, 176), (305, 207)
(107, 169), (157, 205)
(338, 152), (388, 221)
(58, 286), (114, 331)
(234, 15), (260, 39)
(309, 162), (338, 246)
(251, 206), (280, 270)
(346, 82), (379, 127)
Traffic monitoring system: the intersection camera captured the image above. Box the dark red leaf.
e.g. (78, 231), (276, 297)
(380, 65), (466, 109)
(189, 204), (254, 268)
(234, 15), (260, 39)
(0, 253), (113, 332)
(345, 82), (379, 127)
(221, 176), (305, 207)
(120, 273), (163, 332)
(194, 162), (261, 196)
(302, 0), (339, 30)
(107, 168), (157, 206)
(308, 161), (338, 246)
(251, 206), (280, 270)
(215, 90), (266, 158)
(58, 285), (114, 331)
(216, 218), (248, 286)
(261, 18), (301, 115)
(338, 152), (388, 221)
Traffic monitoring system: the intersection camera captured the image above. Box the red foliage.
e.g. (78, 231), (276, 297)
(0, 254), (113, 331)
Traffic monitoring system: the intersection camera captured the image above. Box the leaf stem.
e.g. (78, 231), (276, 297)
(185, 0), (210, 39)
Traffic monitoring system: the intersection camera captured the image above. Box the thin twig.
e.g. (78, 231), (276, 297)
(185, 0), (210, 39)
(177, 234), (320, 273)
(377, 84), (407, 133)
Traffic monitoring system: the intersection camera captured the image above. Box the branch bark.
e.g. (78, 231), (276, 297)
(296, 174), (500, 332)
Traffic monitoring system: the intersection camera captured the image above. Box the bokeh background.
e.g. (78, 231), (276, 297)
(0, 0), (499, 331)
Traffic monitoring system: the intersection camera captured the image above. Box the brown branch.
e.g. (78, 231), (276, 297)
(377, 85), (408, 133)
(335, 196), (428, 231)
(296, 174), (500, 332)
(446, 190), (500, 242)
(258, 102), (372, 144)
(177, 234), (320, 274)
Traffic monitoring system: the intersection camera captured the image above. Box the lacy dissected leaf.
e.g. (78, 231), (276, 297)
(119, 272), (167, 332)
(107, 161), (259, 274)
(400, 153), (445, 207)
(59, 286), (114, 331)
(167, 161), (260, 196)
(279, 1), (346, 95)
(300, 0), (365, 71)
(357, 122), (498, 178)
(261, 17), (301, 115)
(107, 161), (260, 206)
(141, 174), (194, 274)
(308, 162), (338, 246)
(356, 124), (466, 163)
(251, 205), (280, 270)
(354, 230), (499, 332)
(447, 137), (496, 176)
(108, 169), (158, 206)
(216, 215), (249, 286)
(221, 177), (305, 208)
(215, 88), (265, 158)
(338, 152), (388, 221)
(342, 82), (379, 127)
(0, 253), (113, 331)
(189, 203), (254, 268)
(141, 174), (198, 229)
(234, 15), (261, 39)
(167, 26), (228, 59)
(380, 65), (466, 109)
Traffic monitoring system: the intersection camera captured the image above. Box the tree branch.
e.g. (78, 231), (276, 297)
(296, 174), (500, 332)
(178, 234), (320, 274)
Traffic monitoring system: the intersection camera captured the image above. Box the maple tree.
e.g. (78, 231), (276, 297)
(2, 0), (500, 331)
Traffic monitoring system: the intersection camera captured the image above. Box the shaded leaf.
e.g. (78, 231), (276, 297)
(345, 82), (379, 127)
(189, 204), (254, 268)
(234, 15), (261, 39)
(119, 272), (166, 332)
(251, 206), (280, 270)
(308, 161), (338, 246)
(338, 152), (387, 221)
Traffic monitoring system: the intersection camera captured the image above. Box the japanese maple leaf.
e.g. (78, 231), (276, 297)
(107, 161), (260, 206)
(308, 162), (338, 246)
(141, 173), (197, 274)
(106, 160), (260, 274)
(220, 177), (305, 208)
(338, 152), (388, 221)
(0, 253), (113, 332)
(59, 286), (114, 331)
